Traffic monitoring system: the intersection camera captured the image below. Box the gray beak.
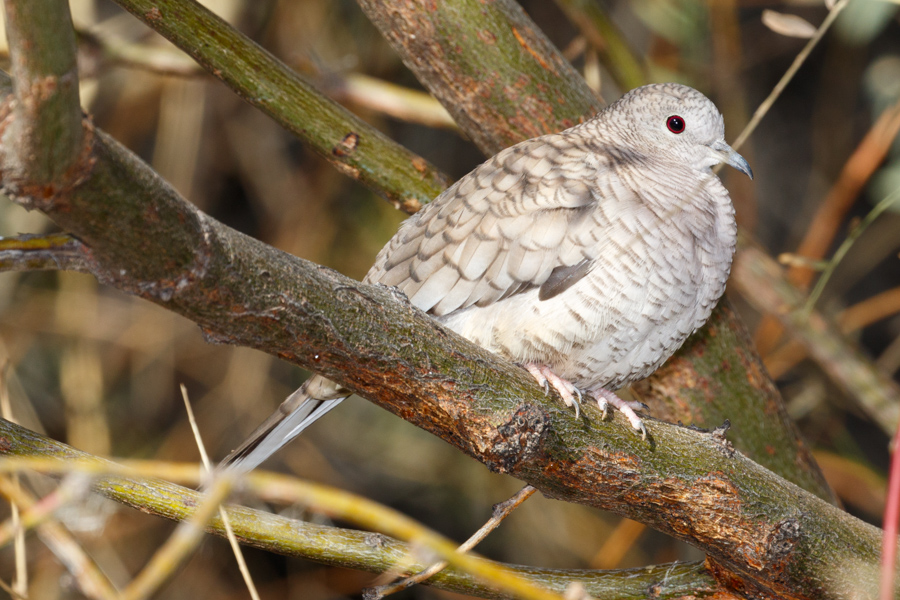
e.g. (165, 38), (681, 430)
(711, 139), (753, 180)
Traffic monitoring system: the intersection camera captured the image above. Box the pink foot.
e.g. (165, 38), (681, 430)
(593, 388), (648, 440)
(524, 363), (583, 419)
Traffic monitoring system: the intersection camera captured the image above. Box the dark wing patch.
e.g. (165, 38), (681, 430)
(539, 258), (593, 301)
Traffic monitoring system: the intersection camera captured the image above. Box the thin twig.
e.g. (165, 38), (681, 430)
(877, 334), (900, 376)
(367, 485), (537, 598)
(254, 477), (563, 600)
(790, 98), (900, 288)
(119, 476), (233, 600)
(0, 362), (26, 597)
(79, 29), (201, 77)
(765, 286), (900, 379)
(0, 474), (94, 546)
(732, 239), (900, 434)
(0, 576), (27, 600)
(0, 476), (119, 600)
(334, 74), (458, 130)
(180, 384), (260, 600)
(0, 234), (94, 273)
(732, 0), (850, 151)
(590, 518), (645, 570)
(803, 186), (900, 315)
(755, 94), (900, 354)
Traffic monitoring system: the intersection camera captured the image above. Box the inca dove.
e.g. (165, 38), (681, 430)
(222, 83), (752, 473)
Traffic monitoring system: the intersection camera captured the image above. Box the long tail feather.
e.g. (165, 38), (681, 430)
(218, 376), (347, 475)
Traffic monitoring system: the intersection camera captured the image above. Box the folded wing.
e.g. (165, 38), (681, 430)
(366, 133), (623, 315)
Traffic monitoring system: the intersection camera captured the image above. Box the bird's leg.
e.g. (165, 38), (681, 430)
(593, 388), (648, 440)
(523, 363), (583, 419)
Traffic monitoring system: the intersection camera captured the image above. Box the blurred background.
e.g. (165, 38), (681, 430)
(0, 0), (899, 598)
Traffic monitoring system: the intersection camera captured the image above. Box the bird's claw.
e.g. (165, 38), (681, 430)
(596, 396), (609, 420)
(524, 362), (583, 420)
(636, 421), (648, 441)
(570, 386), (583, 420)
(594, 389), (648, 440)
(522, 364), (649, 438)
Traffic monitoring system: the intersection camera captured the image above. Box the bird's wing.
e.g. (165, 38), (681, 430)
(366, 133), (635, 316)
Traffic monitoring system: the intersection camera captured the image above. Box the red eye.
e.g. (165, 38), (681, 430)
(666, 115), (685, 134)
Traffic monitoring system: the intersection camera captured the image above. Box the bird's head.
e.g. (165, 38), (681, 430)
(609, 83), (753, 179)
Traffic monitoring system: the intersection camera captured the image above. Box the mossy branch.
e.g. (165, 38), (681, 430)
(1, 0), (82, 186)
(0, 420), (727, 600)
(110, 0), (451, 212)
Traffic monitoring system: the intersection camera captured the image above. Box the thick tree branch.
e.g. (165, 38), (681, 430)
(355, 0), (604, 156)
(632, 299), (835, 501)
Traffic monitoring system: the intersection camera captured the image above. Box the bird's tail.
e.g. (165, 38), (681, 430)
(218, 375), (347, 475)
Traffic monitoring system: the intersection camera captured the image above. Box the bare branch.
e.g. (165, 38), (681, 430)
(0, 233), (93, 273)
(355, 0), (604, 156)
(1, 0), (83, 185)
(109, 0), (451, 212)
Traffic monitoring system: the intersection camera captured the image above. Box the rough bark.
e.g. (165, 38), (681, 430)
(355, 0), (604, 156)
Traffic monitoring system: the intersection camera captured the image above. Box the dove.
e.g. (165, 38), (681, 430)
(221, 83), (752, 474)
